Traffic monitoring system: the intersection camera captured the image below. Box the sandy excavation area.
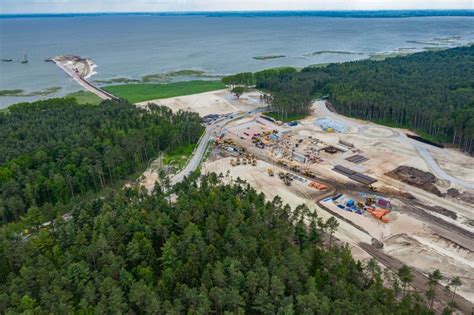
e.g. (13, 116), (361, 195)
(384, 233), (474, 302)
(430, 149), (474, 183)
(137, 89), (263, 117)
(211, 103), (474, 301)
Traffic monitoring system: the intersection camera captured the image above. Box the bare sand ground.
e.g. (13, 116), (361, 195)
(137, 90), (263, 117)
(430, 149), (474, 183)
(384, 233), (474, 302)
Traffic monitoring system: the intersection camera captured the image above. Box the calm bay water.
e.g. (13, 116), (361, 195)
(0, 13), (473, 108)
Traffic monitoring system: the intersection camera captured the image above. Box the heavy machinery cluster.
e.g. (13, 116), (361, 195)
(325, 193), (392, 223)
(230, 154), (257, 167)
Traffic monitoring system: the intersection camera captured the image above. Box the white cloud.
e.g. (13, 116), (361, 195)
(1, 0), (473, 14)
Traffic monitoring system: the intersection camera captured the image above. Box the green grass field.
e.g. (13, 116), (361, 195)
(66, 91), (102, 105)
(163, 143), (197, 170)
(103, 80), (226, 103)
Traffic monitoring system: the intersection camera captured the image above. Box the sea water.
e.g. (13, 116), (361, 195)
(0, 12), (473, 108)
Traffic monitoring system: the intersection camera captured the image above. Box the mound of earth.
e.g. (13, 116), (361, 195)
(447, 188), (474, 205)
(386, 166), (442, 196)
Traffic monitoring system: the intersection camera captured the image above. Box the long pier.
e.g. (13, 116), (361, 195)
(53, 57), (118, 101)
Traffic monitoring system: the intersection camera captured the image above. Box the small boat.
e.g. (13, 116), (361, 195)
(21, 54), (28, 64)
(44, 58), (53, 62)
(1, 59), (13, 62)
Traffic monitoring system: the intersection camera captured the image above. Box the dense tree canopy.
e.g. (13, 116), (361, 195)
(0, 98), (203, 224)
(0, 174), (432, 313)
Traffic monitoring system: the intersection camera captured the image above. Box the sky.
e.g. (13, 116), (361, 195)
(1, 0), (473, 14)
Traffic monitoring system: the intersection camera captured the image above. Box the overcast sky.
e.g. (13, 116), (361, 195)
(1, 0), (473, 14)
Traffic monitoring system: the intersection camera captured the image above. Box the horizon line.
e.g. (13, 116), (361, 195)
(1, 9), (474, 16)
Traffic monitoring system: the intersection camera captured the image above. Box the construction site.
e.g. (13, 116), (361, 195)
(198, 96), (474, 307)
(136, 88), (473, 309)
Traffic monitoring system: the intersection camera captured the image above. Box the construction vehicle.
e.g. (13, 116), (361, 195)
(236, 158), (241, 166)
(280, 172), (293, 186)
(267, 169), (274, 177)
(368, 185), (378, 192)
(243, 159), (247, 165)
(230, 159), (236, 167)
(252, 159), (257, 166)
(290, 163), (301, 173)
(308, 181), (328, 191)
(224, 139), (234, 145)
(301, 169), (316, 179)
(367, 207), (389, 223)
(356, 201), (365, 209)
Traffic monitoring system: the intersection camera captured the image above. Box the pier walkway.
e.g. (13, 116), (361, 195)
(54, 59), (118, 101)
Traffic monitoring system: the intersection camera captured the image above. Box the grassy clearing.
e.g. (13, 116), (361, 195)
(103, 80), (226, 103)
(163, 143), (197, 170)
(264, 112), (309, 123)
(66, 91), (102, 105)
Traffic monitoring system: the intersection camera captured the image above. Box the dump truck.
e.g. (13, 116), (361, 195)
(230, 159), (236, 167)
(252, 159), (257, 166)
(236, 158), (241, 166)
(268, 169), (274, 177)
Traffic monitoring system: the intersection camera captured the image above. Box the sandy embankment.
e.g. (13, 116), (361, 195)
(136, 90), (263, 117)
